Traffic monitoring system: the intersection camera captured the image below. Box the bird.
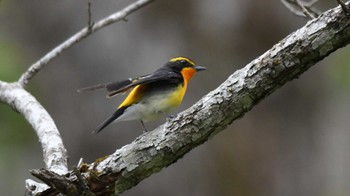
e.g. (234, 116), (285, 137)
(78, 57), (206, 134)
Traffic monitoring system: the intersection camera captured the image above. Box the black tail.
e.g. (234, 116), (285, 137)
(93, 106), (127, 134)
(77, 83), (107, 93)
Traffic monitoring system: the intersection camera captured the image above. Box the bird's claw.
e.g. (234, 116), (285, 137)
(166, 114), (176, 121)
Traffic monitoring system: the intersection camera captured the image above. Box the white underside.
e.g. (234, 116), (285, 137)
(115, 90), (182, 122)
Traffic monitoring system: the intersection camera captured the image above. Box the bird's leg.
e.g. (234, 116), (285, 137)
(336, 0), (350, 13)
(166, 114), (175, 120)
(140, 120), (148, 133)
(158, 111), (176, 121)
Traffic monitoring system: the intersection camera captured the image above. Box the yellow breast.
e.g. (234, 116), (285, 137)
(162, 83), (187, 111)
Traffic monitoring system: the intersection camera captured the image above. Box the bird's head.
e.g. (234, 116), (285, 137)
(166, 57), (206, 81)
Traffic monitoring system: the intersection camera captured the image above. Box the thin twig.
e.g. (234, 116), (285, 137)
(281, 0), (306, 17)
(87, 1), (94, 30)
(295, 0), (315, 19)
(18, 0), (155, 86)
(280, 0), (320, 18)
(305, 0), (319, 7)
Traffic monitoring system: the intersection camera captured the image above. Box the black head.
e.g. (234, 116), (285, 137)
(163, 57), (206, 72)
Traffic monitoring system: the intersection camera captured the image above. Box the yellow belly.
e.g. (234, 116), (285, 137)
(161, 84), (186, 111)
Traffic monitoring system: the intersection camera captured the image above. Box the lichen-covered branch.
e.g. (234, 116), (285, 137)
(31, 2), (350, 195)
(18, 0), (155, 86)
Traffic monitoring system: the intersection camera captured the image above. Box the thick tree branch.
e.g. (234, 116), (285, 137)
(31, 2), (350, 195)
(0, 82), (68, 194)
(17, 0), (155, 86)
(0, 82), (68, 175)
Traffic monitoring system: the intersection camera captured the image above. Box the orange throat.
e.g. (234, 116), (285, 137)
(181, 67), (196, 84)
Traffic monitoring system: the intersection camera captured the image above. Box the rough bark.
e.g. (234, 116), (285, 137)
(30, 3), (350, 195)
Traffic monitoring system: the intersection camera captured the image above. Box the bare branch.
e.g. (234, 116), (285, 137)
(281, 0), (307, 17)
(18, 0), (155, 86)
(295, 0), (316, 18)
(0, 81), (68, 194)
(30, 3), (350, 195)
(281, 0), (320, 18)
(87, 1), (94, 30)
(30, 169), (78, 195)
(0, 82), (68, 175)
(25, 179), (50, 195)
(303, 0), (319, 6)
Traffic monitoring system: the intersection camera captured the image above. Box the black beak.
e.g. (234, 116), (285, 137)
(194, 65), (207, 72)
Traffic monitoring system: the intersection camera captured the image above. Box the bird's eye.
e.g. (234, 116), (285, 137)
(180, 60), (187, 64)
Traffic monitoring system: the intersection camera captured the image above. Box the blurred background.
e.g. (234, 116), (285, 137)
(1, 0), (350, 195)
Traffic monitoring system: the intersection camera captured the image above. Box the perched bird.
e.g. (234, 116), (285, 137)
(78, 57), (206, 134)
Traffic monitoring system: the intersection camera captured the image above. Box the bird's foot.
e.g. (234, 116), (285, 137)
(337, 0), (350, 13)
(166, 114), (176, 121)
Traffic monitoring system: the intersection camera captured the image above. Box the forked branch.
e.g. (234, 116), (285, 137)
(31, 2), (350, 195)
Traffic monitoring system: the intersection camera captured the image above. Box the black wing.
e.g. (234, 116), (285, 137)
(77, 78), (135, 93)
(106, 70), (182, 98)
(77, 70), (182, 98)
